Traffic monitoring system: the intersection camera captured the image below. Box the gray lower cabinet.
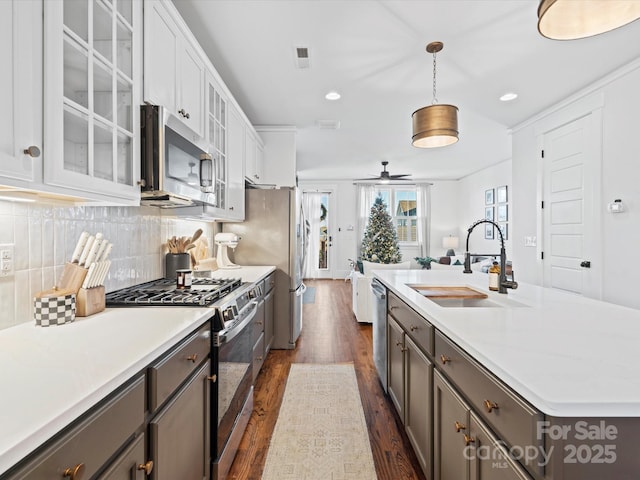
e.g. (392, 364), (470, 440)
(149, 360), (211, 480)
(4, 376), (146, 480)
(387, 317), (432, 478)
(97, 433), (147, 480)
(387, 317), (405, 421)
(252, 297), (266, 382)
(434, 369), (470, 480)
(433, 370), (532, 480)
(263, 285), (275, 353)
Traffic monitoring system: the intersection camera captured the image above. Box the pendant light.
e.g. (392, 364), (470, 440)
(412, 41), (459, 148)
(538, 0), (640, 40)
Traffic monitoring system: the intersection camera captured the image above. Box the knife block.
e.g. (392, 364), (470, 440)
(58, 262), (88, 294)
(76, 286), (106, 317)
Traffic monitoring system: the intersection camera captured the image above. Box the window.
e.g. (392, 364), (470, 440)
(372, 187), (418, 243)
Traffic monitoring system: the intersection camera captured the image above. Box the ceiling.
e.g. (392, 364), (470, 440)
(173, 1), (640, 182)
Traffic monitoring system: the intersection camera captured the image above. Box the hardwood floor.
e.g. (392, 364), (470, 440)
(227, 279), (426, 480)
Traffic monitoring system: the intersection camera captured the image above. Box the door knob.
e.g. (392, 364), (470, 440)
(580, 260), (591, 268)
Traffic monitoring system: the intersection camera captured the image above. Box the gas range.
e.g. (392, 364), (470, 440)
(105, 277), (243, 307)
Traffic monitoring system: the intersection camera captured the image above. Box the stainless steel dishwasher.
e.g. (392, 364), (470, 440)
(371, 278), (388, 393)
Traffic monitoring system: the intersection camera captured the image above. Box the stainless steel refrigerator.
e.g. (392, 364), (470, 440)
(223, 187), (308, 349)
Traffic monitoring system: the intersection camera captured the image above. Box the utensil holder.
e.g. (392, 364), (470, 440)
(76, 286), (106, 317)
(33, 287), (76, 327)
(165, 253), (190, 279)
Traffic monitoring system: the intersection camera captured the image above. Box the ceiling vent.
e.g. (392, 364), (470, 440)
(317, 120), (340, 130)
(294, 46), (310, 69)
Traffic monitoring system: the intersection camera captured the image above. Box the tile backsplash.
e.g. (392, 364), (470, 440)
(0, 200), (215, 331)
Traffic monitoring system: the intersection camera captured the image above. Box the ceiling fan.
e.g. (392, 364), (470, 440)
(354, 161), (412, 183)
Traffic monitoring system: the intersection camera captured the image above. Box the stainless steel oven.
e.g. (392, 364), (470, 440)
(211, 291), (257, 480)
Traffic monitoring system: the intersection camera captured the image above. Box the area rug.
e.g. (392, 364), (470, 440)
(302, 286), (316, 304)
(261, 363), (377, 480)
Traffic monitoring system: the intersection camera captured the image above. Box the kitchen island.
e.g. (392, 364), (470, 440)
(374, 269), (640, 480)
(0, 266), (274, 478)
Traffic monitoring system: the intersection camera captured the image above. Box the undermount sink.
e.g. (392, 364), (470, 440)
(408, 285), (527, 308)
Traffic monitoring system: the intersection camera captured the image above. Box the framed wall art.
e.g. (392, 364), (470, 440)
(497, 204), (508, 222)
(498, 223), (508, 240)
(485, 188), (494, 205)
(485, 206), (494, 221)
(484, 223), (494, 239)
(497, 185), (508, 203)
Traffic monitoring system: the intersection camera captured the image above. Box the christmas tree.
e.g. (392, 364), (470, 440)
(361, 195), (402, 264)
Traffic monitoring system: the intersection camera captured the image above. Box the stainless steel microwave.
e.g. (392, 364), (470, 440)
(140, 104), (219, 208)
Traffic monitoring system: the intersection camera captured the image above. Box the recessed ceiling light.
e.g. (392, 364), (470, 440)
(500, 92), (518, 102)
(325, 91), (341, 101)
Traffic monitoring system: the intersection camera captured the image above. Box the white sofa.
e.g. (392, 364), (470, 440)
(352, 261), (411, 323)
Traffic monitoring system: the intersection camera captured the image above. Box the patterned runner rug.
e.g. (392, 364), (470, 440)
(261, 363), (378, 480)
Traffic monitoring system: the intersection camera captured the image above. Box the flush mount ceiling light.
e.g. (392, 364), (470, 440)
(412, 41), (459, 148)
(538, 0), (640, 40)
(325, 90), (341, 101)
(500, 92), (518, 102)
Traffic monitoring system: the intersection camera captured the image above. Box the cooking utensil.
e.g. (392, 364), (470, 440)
(78, 235), (95, 266)
(82, 263), (96, 289)
(71, 232), (89, 263)
(190, 228), (203, 245)
(84, 233), (103, 267)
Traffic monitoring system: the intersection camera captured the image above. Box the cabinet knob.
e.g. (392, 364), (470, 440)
(440, 354), (451, 365)
(257, 320), (263, 325)
(401, 347), (408, 352)
(254, 174), (259, 179)
(63, 463), (85, 480)
(396, 341), (403, 348)
(178, 108), (186, 117)
(464, 434), (475, 446)
(186, 354), (198, 363)
(23, 145), (41, 158)
(257, 356), (263, 361)
(137, 179), (147, 187)
(137, 460), (154, 475)
(454, 421), (466, 432)
(484, 399), (499, 413)
(207, 374), (217, 382)
(229, 206), (234, 211)
(409, 325), (418, 332)
(389, 306), (399, 311)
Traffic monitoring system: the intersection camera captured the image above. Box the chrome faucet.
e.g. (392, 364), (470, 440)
(462, 219), (518, 294)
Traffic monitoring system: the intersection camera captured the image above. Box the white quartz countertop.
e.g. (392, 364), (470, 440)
(0, 265), (275, 476)
(374, 269), (640, 418)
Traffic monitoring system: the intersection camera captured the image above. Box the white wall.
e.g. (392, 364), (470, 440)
(457, 160), (512, 261)
(429, 181), (461, 258)
(0, 201), (215, 331)
(512, 59), (640, 309)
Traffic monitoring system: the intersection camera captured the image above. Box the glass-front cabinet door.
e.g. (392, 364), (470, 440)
(207, 75), (227, 211)
(44, 0), (141, 203)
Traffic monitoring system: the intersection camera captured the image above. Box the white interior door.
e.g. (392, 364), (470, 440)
(542, 113), (602, 299)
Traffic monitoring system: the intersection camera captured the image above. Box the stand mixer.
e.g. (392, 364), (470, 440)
(214, 233), (241, 269)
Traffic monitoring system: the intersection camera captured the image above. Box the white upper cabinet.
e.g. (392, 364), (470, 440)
(0, 0), (42, 188)
(227, 104), (246, 221)
(43, 0), (142, 203)
(144, 0), (204, 138)
(205, 71), (227, 215)
(244, 130), (264, 184)
(256, 127), (297, 187)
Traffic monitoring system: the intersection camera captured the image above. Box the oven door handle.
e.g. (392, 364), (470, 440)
(216, 301), (259, 345)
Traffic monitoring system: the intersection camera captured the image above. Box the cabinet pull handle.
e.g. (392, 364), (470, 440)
(207, 374), (217, 382)
(186, 354), (198, 363)
(23, 145), (41, 158)
(484, 399), (499, 413)
(185, 112), (190, 119)
(63, 463), (85, 480)
(409, 325), (418, 332)
(454, 421), (466, 432)
(257, 320), (263, 325)
(389, 305), (399, 310)
(178, 108), (186, 117)
(401, 347), (408, 352)
(137, 460), (154, 475)
(257, 356), (263, 361)
(440, 354), (451, 365)
(396, 341), (403, 347)
(229, 206), (234, 210)
(464, 434), (475, 446)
